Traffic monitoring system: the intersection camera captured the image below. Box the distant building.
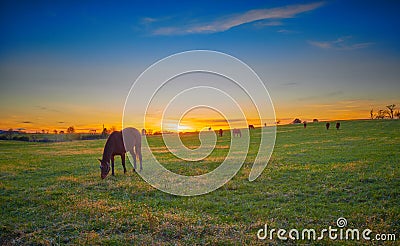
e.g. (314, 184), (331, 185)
(292, 118), (302, 124)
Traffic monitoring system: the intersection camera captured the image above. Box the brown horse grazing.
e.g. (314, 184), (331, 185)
(336, 122), (341, 130)
(98, 127), (142, 179)
(248, 125), (255, 129)
(232, 128), (242, 137)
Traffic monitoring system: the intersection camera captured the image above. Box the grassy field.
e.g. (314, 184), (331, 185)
(1, 119), (399, 245)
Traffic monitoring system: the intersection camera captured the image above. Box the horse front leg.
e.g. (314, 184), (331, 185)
(121, 154), (127, 174)
(111, 155), (115, 176)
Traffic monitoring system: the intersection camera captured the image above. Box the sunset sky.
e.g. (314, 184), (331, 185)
(1, 1), (399, 132)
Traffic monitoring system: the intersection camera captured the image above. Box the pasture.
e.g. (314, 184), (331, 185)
(0, 120), (399, 245)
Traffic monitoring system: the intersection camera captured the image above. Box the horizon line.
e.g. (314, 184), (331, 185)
(0, 117), (379, 134)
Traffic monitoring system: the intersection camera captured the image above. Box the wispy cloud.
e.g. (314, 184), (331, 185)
(149, 2), (324, 35)
(309, 36), (374, 50)
(281, 82), (299, 87)
(34, 105), (60, 113)
(306, 98), (375, 108)
(298, 90), (344, 101)
(253, 20), (283, 28)
(277, 29), (299, 34)
(141, 17), (158, 24)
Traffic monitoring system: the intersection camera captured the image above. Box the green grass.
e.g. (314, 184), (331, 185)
(1, 120), (399, 245)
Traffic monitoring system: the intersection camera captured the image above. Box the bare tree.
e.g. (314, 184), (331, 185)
(67, 126), (75, 134)
(7, 128), (13, 140)
(386, 104), (396, 119)
(102, 127), (108, 137)
(376, 110), (385, 119)
(395, 110), (400, 119)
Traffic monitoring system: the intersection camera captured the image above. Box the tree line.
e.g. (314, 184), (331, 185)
(370, 104), (399, 119)
(0, 125), (118, 142)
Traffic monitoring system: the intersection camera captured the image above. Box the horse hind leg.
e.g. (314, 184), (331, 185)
(138, 148), (142, 171)
(111, 155), (115, 176)
(134, 142), (143, 172)
(130, 150), (137, 171)
(121, 154), (127, 174)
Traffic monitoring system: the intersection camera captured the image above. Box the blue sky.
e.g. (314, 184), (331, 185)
(1, 1), (399, 131)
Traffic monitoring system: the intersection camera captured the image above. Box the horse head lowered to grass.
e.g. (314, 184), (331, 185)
(98, 127), (142, 179)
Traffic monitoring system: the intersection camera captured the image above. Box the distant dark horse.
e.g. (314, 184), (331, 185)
(326, 122), (330, 130)
(336, 122), (341, 130)
(219, 129), (223, 137)
(232, 128), (242, 137)
(98, 127), (142, 179)
(248, 125), (255, 129)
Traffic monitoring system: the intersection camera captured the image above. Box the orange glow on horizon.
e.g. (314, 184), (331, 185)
(0, 114), (370, 134)
(0, 100), (393, 133)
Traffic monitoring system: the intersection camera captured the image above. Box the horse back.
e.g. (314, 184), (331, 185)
(122, 127), (142, 153)
(107, 131), (126, 155)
